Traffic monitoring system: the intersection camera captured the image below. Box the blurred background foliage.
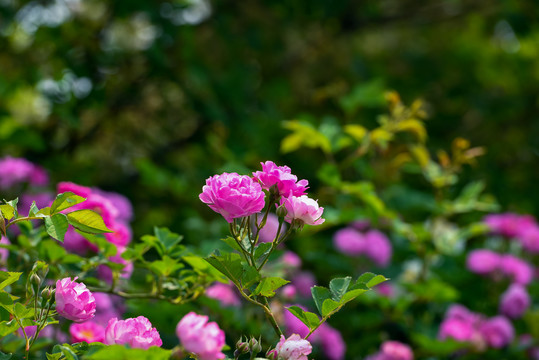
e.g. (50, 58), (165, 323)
(0, 0), (538, 357)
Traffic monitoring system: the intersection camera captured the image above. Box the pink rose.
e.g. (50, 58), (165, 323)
(176, 312), (226, 360)
(291, 272), (316, 298)
(105, 222), (132, 247)
(318, 325), (346, 360)
(0, 157), (48, 189)
(281, 251), (302, 269)
(252, 161), (309, 197)
(70, 321), (105, 343)
(105, 316), (162, 349)
(57, 182), (92, 198)
(275, 334), (312, 360)
(258, 213), (286, 243)
(199, 172), (265, 223)
(484, 213), (536, 238)
(281, 195), (324, 226)
(499, 284), (530, 319)
(55, 277), (96, 322)
(439, 317), (475, 342)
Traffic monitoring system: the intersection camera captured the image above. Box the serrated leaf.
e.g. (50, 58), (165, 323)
(45, 213), (69, 242)
(154, 227), (183, 253)
(0, 319), (21, 337)
(204, 252), (244, 286)
(311, 286), (331, 316)
(321, 298), (341, 317)
(0, 205), (15, 221)
(329, 277), (351, 301)
(51, 192), (86, 214)
(67, 210), (112, 234)
(149, 256), (184, 277)
(340, 287), (369, 303)
(14, 302), (33, 319)
(253, 277), (289, 297)
(221, 236), (243, 253)
(286, 306), (320, 330)
(241, 264), (260, 289)
(0, 272), (22, 291)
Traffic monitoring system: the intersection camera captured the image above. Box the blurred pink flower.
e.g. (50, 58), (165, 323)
(18, 192), (54, 216)
(105, 222), (132, 247)
(252, 161), (308, 197)
(55, 277), (96, 322)
(333, 227), (366, 256)
(439, 317), (476, 342)
(484, 213), (536, 238)
(176, 312), (226, 360)
(480, 316), (514, 348)
(499, 284), (530, 319)
(275, 334), (312, 360)
(199, 172), (265, 223)
(205, 282), (241, 307)
(375, 282), (395, 298)
(500, 254), (533, 285)
(0, 236), (10, 264)
(466, 249), (501, 275)
(70, 321), (105, 343)
(97, 246), (133, 283)
(281, 251), (302, 269)
(281, 285), (297, 301)
(291, 271), (316, 298)
(57, 182), (92, 198)
(258, 213), (286, 243)
(92, 189), (133, 222)
(520, 225), (539, 253)
(63, 227), (97, 255)
(92, 292), (125, 327)
(281, 195), (324, 226)
(318, 324), (346, 360)
(0, 156), (48, 189)
(364, 230), (392, 267)
(105, 316), (162, 349)
(379, 341), (414, 360)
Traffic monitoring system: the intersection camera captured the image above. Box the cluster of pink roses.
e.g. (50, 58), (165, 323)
(484, 212), (539, 253)
(466, 249), (533, 285)
(439, 304), (514, 350)
(333, 222), (392, 267)
(200, 161), (324, 227)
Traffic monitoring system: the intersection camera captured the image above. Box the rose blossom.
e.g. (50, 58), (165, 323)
(0, 236), (10, 264)
(480, 316), (514, 348)
(483, 213), (536, 238)
(466, 249), (501, 275)
(379, 341), (414, 360)
(92, 292), (125, 327)
(291, 271), (316, 298)
(70, 321), (105, 343)
(199, 172), (265, 223)
(281, 251), (302, 269)
(281, 195), (324, 226)
(499, 284), (530, 319)
(55, 277), (96, 322)
(0, 156), (48, 189)
(176, 312), (226, 360)
(252, 161), (308, 197)
(275, 334), (312, 360)
(105, 316), (162, 349)
(258, 213), (286, 243)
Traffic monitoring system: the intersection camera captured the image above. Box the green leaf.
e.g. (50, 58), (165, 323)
(0, 272), (22, 291)
(149, 256), (184, 277)
(0, 204), (15, 221)
(83, 344), (171, 360)
(39, 240), (67, 262)
(329, 277), (351, 301)
(286, 306), (320, 330)
(51, 192), (86, 214)
(14, 302), (33, 319)
(321, 298), (341, 317)
(204, 252), (244, 286)
(311, 286), (331, 316)
(154, 227), (183, 254)
(240, 263), (260, 289)
(0, 351), (12, 360)
(253, 277), (289, 297)
(356, 272), (388, 288)
(0, 319), (21, 337)
(51, 345), (78, 360)
(44, 213), (69, 242)
(28, 201), (39, 217)
(67, 210), (113, 234)
(46, 354), (62, 360)
(221, 236), (243, 252)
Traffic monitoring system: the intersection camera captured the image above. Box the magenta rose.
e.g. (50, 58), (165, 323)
(199, 172), (265, 223)
(480, 316), (514, 348)
(205, 282), (241, 307)
(55, 277), (96, 322)
(252, 161), (309, 197)
(466, 249), (501, 275)
(105, 316), (162, 349)
(499, 284), (530, 319)
(176, 312), (226, 360)
(70, 321), (105, 343)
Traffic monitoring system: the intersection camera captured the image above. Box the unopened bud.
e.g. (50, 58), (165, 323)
(266, 348), (278, 360)
(276, 204), (287, 218)
(249, 337), (262, 354)
(41, 286), (52, 299)
(30, 274), (41, 287)
(235, 337), (249, 355)
(170, 346), (186, 360)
